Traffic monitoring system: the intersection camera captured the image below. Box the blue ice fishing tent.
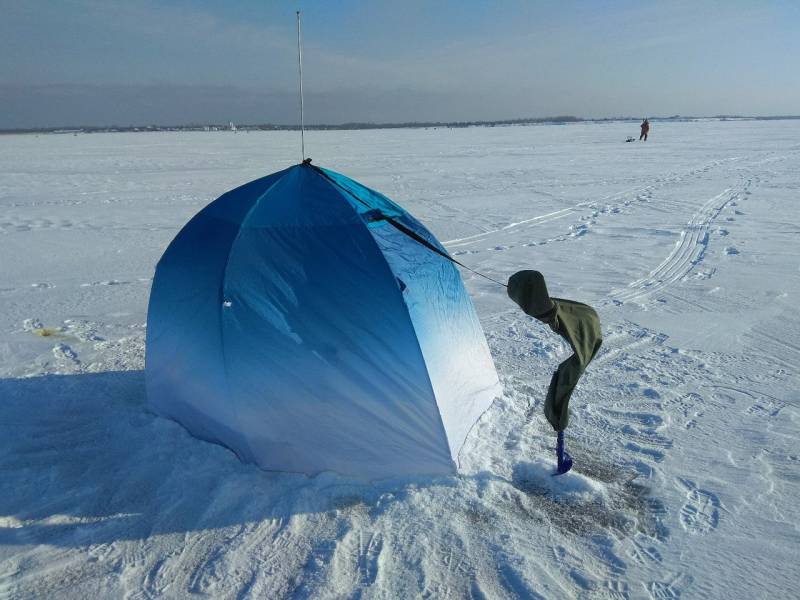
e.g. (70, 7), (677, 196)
(146, 162), (501, 479)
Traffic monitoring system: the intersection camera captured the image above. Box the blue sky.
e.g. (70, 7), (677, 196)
(1, 0), (799, 127)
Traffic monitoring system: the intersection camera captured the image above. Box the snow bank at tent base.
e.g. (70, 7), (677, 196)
(1, 120), (799, 598)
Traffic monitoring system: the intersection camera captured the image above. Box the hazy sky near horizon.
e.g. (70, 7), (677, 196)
(2, 0), (799, 127)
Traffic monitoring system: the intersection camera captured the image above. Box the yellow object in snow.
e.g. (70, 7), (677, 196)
(34, 327), (64, 337)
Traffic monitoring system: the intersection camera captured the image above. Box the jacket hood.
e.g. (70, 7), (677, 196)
(507, 270), (555, 319)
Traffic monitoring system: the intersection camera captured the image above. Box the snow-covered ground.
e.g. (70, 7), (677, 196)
(1, 120), (798, 599)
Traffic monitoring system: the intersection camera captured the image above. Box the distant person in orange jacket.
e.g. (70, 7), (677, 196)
(639, 118), (650, 141)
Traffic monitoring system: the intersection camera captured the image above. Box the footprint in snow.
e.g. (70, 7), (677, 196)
(81, 279), (131, 287)
(602, 410), (664, 428)
(676, 478), (720, 535)
(647, 575), (694, 600)
(746, 402), (782, 417)
(624, 442), (665, 462)
(628, 532), (663, 566)
(663, 392), (702, 419)
(569, 224), (589, 237)
(53, 343), (81, 366)
(693, 268), (715, 280)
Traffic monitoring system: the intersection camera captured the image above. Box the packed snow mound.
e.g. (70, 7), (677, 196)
(512, 460), (608, 503)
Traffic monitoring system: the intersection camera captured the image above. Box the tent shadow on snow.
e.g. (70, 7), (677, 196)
(0, 371), (445, 548)
(0, 371), (668, 549)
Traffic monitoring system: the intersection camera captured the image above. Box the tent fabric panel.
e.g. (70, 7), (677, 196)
(145, 212), (254, 461)
(370, 222), (502, 462)
(317, 167), (407, 220)
(202, 167), (292, 223)
(145, 167), (291, 463)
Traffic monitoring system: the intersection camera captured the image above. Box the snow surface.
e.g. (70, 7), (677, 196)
(1, 120), (799, 599)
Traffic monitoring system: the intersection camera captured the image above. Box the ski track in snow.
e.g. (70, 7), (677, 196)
(1, 123), (799, 599)
(444, 155), (741, 253)
(608, 176), (753, 306)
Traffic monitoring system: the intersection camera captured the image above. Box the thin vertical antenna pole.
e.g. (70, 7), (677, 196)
(296, 10), (305, 161)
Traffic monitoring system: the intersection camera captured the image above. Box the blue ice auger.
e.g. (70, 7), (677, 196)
(555, 431), (573, 475)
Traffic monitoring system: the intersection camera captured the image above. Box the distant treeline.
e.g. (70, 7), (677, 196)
(307, 116), (582, 130)
(2, 114), (799, 135)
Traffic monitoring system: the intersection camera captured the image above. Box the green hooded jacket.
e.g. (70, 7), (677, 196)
(507, 270), (602, 431)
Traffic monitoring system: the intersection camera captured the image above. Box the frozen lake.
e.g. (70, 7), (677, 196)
(1, 120), (798, 598)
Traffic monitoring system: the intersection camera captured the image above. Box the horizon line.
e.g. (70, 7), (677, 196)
(2, 114), (800, 135)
